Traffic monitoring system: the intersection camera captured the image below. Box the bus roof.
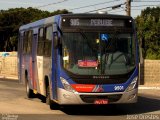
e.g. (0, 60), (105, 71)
(19, 15), (59, 31)
(19, 13), (132, 31)
(61, 13), (132, 19)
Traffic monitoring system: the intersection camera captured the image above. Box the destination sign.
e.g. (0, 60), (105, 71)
(90, 19), (112, 26)
(62, 18), (125, 27)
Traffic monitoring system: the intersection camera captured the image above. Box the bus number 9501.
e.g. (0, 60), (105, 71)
(114, 86), (124, 91)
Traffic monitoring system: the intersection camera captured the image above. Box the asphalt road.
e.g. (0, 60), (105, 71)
(0, 78), (160, 120)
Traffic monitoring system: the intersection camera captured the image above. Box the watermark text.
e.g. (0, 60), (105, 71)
(127, 114), (160, 120)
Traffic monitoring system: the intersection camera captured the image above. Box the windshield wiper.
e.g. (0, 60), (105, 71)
(77, 28), (89, 42)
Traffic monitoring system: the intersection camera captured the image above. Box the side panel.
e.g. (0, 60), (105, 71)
(19, 16), (57, 94)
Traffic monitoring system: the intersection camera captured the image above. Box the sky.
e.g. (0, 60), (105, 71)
(0, 0), (160, 18)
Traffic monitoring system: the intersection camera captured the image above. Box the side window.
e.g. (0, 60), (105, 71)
(22, 32), (25, 53)
(27, 30), (33, 54)
(44, 26), (52, 57)
(23, 30), (33, 54)
(37, 28), (44, 56)
(46, 26), (53, 41)
(23, 32), (28, 54)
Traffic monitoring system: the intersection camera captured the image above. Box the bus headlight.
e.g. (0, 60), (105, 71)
(60, 77), (76, 93)
(126, 77), (138, 92)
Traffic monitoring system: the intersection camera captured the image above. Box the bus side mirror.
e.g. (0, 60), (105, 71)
(54, 32), (59, 49)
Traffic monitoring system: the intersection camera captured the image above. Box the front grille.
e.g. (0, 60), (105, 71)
(80, 94), (122, 103)
(73, 78), (126, 84)
(65, 67), (136, 84)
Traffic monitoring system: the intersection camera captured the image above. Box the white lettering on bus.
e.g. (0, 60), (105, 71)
(90, 19), (113, 26)
(70, 19), (80, 26)
(114, 86), (124, 91)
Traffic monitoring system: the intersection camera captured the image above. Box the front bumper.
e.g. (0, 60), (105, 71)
(56, 88), (138, 105)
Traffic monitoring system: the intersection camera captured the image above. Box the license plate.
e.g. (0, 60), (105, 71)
(94, 99), (109, 104)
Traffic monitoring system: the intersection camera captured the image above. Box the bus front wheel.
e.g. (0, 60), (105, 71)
(46, 86), (59, 110)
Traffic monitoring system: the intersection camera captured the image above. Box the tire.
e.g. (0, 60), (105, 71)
(46, 85), (59, 110)
(25, 76), (34, 98)
(46, 86), (50, 105)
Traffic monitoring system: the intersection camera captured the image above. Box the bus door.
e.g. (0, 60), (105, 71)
(31, 33), (38, 90)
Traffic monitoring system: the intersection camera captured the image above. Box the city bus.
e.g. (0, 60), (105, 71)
(18, 14), (139, 109)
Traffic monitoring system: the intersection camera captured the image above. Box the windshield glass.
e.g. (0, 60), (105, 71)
(61, 32), (136, 75)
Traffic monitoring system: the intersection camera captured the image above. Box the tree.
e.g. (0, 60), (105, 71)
(0, 7), (69, 51)
(135, 7), (160, 59)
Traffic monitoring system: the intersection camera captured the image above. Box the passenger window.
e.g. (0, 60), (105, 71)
(27, 30), (33, 54)
(46, 26), (53, 41)
(37, 28), (44, 56)
(23, 32), (27, 54)
(44, 26), (52, 57)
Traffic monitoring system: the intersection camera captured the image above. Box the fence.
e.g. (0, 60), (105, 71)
(140, 60), (160, 85)
(0, 52), (18, 77)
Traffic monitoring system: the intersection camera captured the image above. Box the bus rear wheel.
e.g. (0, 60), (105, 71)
(46, 86), (59, 110)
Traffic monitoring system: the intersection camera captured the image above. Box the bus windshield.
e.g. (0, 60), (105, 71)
(61, 32), (136, 75)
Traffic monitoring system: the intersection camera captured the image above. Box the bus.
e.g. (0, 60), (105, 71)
(18, 14), (139, 109)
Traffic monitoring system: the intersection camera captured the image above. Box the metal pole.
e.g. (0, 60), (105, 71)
(126, 0), (131, 16)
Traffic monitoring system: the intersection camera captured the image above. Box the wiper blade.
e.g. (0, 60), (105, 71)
(76, 28), (88, 40)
